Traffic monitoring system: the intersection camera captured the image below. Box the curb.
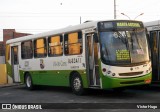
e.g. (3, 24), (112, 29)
(0, 83), (21, 88)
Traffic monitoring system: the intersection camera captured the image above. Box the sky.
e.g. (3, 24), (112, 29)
(0, 0), (160, 41)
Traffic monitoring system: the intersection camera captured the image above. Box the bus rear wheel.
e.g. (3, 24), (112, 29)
(71, 73), (85, 95)
(25, 73), (34, 90)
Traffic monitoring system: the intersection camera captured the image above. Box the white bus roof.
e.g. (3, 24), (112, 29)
(144, 20), (160, 27)
(6, 21), (98, 44)
(6, 19), (142, 44)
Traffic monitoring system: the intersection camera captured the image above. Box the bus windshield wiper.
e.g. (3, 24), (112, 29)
(115, 31), (129, 50)
(132, 29), (142, 49)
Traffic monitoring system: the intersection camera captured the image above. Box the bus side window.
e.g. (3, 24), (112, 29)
(21, 41), (33, 59)
(13, 47), (18, 64)
(64, 31), (82, 55)
(48, 35), (63, 56)
(34, 38), (47, 58)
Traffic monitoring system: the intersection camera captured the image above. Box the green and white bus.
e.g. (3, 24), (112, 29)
(6, 20), (152, 95)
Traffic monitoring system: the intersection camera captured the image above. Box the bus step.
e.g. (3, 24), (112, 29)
(89, 85), (101, 89)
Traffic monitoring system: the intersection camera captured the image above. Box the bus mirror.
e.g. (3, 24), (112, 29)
(94, 33), (99, 43)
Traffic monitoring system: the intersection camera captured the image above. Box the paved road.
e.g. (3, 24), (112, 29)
(0, 85), (160, 112)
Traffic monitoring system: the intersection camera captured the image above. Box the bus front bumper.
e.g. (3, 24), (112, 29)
(101, 72), (152, 89)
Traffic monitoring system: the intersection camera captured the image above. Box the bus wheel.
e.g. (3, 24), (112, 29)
(25, 73), (34, 90)
(71, 74), (85, 95)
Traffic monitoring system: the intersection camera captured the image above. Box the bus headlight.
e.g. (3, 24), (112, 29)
(112, 73), (116, 76)
(102, 68), (106, 72)
(146, 70), (149, 74)
(107, 71), (111, 74)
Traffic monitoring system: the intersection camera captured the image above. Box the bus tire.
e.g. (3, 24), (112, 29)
(71, 73), (85, 95)
(25, 73), (34, 90)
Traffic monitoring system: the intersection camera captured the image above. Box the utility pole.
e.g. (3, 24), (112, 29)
(114, 0), (116, 19)
(80, 16), (81, 24)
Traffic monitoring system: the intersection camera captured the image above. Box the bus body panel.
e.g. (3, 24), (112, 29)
(101, 73), (151, 89)
(19, 69), (89, 88)
(99, 60), (151, 88)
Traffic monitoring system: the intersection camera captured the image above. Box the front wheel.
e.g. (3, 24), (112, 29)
(25, 73), (34, 90)
(71, 74), (85, 95)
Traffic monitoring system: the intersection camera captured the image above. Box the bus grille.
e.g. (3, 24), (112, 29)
(120, 80), (144, 84)
(119, 72), (143, 76)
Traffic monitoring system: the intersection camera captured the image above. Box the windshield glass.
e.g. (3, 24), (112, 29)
(100, 28), (149, 65)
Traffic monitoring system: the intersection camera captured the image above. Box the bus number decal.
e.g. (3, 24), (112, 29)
(68, 58), (82, 64)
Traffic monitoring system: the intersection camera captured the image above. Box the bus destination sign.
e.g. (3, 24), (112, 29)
(116, 22), (141, 28)
(98, 21), (143, 30)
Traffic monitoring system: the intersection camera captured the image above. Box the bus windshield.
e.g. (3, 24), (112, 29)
(100, 28), (150, 65)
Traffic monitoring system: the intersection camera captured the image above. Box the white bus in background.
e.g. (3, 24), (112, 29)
(145, 20), (160, 83)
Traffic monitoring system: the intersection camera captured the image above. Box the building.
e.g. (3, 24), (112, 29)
(3, 29), (31, 45)
(0, 41), (5, 64)
(0, 41), (4, 56)
(0, 29), (31, 84)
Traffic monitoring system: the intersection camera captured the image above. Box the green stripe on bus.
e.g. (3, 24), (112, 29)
(19, 69), (89, 88)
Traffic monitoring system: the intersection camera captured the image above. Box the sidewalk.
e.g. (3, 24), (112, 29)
(0, 83), (20, 88)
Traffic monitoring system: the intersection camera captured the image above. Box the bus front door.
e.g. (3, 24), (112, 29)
(11, 46), (20, 82)
(86, 33), (100, 87)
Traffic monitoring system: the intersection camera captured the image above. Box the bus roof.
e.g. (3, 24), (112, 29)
(6, 19), (142, 44)
(6, 21), (98, 44)
(144, 20), (160, 27)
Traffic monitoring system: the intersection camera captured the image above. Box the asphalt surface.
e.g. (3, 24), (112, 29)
(0, 85), (160, 112)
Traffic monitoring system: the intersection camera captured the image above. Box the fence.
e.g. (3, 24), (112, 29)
(0, 64), (7, 84)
